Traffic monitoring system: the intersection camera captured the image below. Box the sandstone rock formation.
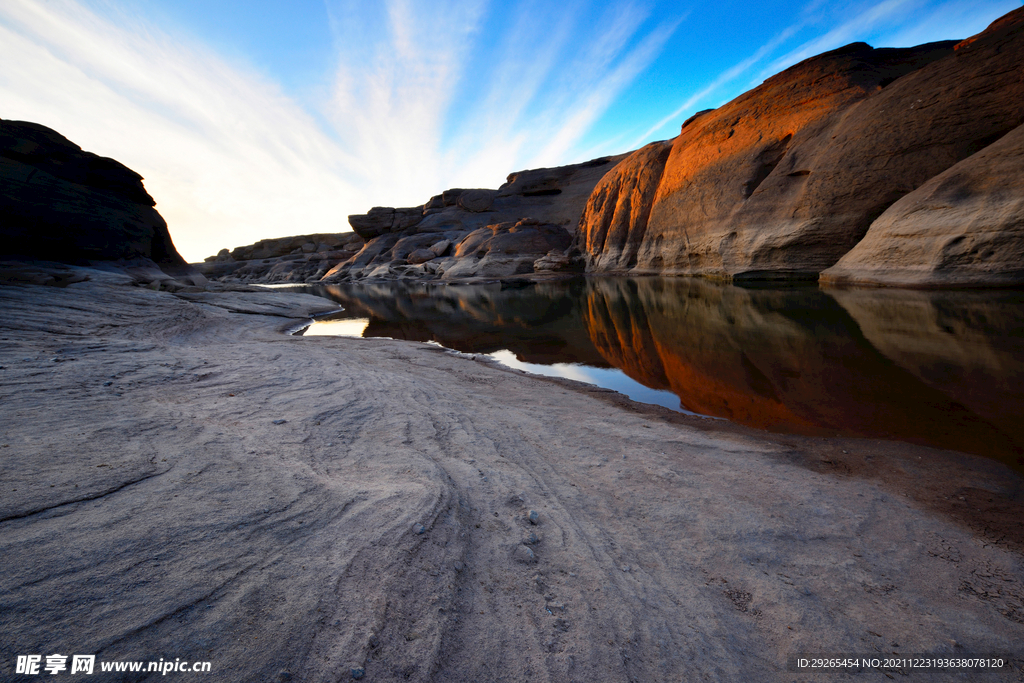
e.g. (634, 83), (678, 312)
(0, 119), (198, 285)
(323, 155), (625, 282)
(821, 122), (1024, 286)
(576, 140), (673, 272)
(195, 232), (364, 283)
(577, 6), (1024, 284)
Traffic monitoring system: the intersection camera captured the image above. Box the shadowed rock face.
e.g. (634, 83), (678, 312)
(821, 122), (1024, 286)
(0, 119), (187, 270)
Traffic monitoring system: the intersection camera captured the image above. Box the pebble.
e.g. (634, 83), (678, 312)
(453, 561), (465, 572)
(514, 545), (537, 564)
(523, 531), (539, 545)
(528, 510), (539, 525)
(272, 419), (287, 425)
(350, 666), (365, 680)
(413, 523), (426, 535)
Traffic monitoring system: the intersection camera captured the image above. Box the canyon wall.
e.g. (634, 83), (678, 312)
(578, 6), (1024, 285)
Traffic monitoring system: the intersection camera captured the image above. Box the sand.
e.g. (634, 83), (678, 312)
(1, 263), (1022, 682)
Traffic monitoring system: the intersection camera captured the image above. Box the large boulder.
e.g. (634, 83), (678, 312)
(635, 39), (959, 279)
(348, 207), (423, 240)
(0, 119), (192, 277)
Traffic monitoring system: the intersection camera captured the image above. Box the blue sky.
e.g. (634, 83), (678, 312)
(1, 0), (1019, 261)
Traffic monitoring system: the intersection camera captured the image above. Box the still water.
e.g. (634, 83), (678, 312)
(291, 277), (1024, 473)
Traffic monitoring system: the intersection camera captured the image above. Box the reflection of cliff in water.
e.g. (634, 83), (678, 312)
(302, 279), (1024, 471)
(583, 278), (1024, 468)
(313, 281), (610, 368)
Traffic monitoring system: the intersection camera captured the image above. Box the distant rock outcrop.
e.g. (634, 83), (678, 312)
(195, 232), (365, 283)
(321, 156), (623, 282)
(0, 119), (198, 285)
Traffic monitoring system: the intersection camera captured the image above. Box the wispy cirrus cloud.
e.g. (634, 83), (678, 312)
(0, 0), (679, 261)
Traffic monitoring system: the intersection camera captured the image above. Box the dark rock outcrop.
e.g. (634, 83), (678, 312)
(0, 119), (196, 283)
(195, 232), (365, 283)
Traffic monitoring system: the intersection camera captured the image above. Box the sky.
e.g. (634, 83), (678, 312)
(1, 0), (1019, 262)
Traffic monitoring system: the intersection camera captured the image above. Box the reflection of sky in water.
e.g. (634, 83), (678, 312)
(303, 319), (689, 414)
(488, 350), (692, 414)
(303, 318), (371, 336)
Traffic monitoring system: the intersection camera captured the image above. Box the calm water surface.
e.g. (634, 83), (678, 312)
(291, 278), (1024, 474)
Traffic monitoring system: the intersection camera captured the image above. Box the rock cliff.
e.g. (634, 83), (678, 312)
(576, 6), (1024, 285)
(0, 119), (199, 286)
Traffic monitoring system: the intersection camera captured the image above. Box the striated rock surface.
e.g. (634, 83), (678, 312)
(821, 122), (1024, 286)
(0, 119), (199, 284)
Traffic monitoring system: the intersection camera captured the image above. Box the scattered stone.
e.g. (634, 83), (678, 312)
(514, 544), (537, 564)
(528, 509), (539, 525)
(523, 531), (539, 545)
(413, 523), (426, 535)
(272, 419), (287, 425)
(350, 666), (365, 680)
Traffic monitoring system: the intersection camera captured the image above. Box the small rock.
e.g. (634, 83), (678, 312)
(453, 560), (465, 572)
(272, 419), (287, 425)
(514, 544), (537, 564)
(523, 531), (539, 545)
(276, 671), (292, 682)
(528, 509), (539, 525)
(413, 523), (426, 535)
(350, 666), (365, 680)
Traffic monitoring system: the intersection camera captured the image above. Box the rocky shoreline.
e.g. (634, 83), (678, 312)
(1, 261), (1022, 681)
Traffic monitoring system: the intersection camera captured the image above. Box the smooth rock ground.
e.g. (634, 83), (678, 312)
(1, 265), (1022, 682)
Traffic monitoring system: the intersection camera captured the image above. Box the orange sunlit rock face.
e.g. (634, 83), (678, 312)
(579, 7), (1024, 284)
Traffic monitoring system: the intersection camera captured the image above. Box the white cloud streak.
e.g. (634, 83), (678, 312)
(627, 20), (804, 148)
(0, 0), (678, 261)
